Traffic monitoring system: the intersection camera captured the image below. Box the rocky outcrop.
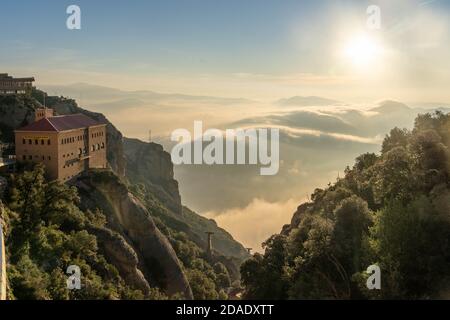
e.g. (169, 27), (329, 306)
(281, 202), (312, 235)
(123, 138), (181, 214)
(76, 171), (193, 299)
(89, 227), (151, 294)
(0, 95), (39, 142)
(123, 138), (249, 262)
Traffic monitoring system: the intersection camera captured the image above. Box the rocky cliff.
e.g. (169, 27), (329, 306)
(123, 138), (182, 214)
(75, 171), (193, 298)
(123, 137), (249, 262)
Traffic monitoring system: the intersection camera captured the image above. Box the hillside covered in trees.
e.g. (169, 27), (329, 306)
(241, 112), (450, 299)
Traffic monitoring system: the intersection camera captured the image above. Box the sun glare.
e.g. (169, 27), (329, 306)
(343, 33), (383, 70)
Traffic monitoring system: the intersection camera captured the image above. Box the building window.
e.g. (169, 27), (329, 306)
(35, 140), (38, 145)
(48, 156), (51, 160)
(22, 139), (26, 144)
(101, 142), (105, 149)
(28, 155), (32, 160)
(42, 156), (45, 160)
(23, 155), (26, 160)
(41, 140), (45, 145)
(28, 139), (32, 144)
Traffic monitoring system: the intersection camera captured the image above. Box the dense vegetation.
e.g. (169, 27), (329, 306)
(241, 112), (450, 299)
(1, 164), (146, 299)
(0, 164), (232, 300)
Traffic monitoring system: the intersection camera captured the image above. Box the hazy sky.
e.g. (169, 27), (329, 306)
(1, 0), (450, 101)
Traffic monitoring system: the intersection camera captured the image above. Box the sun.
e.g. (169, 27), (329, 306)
(342, 33), (384, 70)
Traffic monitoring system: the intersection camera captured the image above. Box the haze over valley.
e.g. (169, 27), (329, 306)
(39, 83), (449, 250)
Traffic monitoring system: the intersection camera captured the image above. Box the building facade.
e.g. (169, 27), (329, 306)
(0, 73), (35, 95)
(15, 108), (107, 181)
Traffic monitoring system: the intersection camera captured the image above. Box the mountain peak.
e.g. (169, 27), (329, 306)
(370, 100), (411, 113)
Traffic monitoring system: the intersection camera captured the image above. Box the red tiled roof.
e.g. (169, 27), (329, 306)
(17, 114), (105, 132)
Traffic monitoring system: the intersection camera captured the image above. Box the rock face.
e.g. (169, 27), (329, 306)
(123, 138), (182, 214)
(89, 227), (151, 294)
(76, 171), (193, 299)
(281, 202), (312, 235)
(123, 138), (250, 262)
(0, 95), (39, 142)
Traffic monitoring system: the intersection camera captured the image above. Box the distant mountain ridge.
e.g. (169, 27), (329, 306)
(276, 96), (341, 107)
(370, 100), (411, 113)
(41, 83), (255, 106)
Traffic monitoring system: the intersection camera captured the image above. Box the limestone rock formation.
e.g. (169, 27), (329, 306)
(89, 226), (151, 294)
(76, 171), (193, 298)
(124, 138), (182, 214)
